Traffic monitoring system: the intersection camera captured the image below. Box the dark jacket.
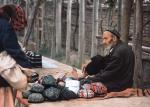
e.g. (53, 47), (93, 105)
(87, 41), (135, 92)
(85, 55), (105, 75)
(0, 19), (31, 87)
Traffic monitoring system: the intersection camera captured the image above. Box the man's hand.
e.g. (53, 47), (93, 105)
(20, 67), (39, 83)
(16, 91), (29, 106)
(81, 63), (87, 72)
(27, 72), (39, 83)
(81, 62), (90, 78)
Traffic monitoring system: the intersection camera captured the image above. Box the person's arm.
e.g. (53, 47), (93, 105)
(81, 55), (103, 75)
(87, 55), (123, 83)
(1, 20), (32, 68)
(81, 60), (91, 76)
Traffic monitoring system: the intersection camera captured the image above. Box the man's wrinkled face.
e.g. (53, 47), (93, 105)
(102, 31), (113, 48)
(102, 31), (114, 56)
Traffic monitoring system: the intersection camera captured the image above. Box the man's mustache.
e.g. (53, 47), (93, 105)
(103, 43), (113, 48)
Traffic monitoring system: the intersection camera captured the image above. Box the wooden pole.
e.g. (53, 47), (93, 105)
(133, 0), (143, 88)
(91, 0), (99, 57)
(66, 0), (72, 63)
(51, 0), (56, 58)
(56, 0), (62, 56)
(78, 0), (85, 66)
(118, 0), (122, 31)
(38, 3), (45, 48)
(120, 0), (133, 43)
(23, 0), (45, 47)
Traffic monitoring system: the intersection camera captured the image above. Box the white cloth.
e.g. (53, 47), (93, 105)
(42, 59), (58, 68)
(65, 78), (80, 94)
(0, 51), (16, 73)
(0, 52), (30, 90)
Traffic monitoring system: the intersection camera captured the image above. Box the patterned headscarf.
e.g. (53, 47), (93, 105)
(11, 5), (27, 31)
(1, 5), (27, 31)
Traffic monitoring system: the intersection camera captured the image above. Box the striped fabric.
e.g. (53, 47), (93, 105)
(78, 89), (94, 99)
(11, 5), (27, 31)
(78, 82), (107, 98)
(25, 50), (42, 68)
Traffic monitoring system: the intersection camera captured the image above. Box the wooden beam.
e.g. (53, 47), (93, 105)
(128, 43), (150, 54)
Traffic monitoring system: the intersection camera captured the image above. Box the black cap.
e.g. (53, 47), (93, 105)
(105, 29), (121, 39)
(96, 29), (121, 39)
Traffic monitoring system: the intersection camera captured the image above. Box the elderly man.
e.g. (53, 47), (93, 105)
(80, 29), (135, 92)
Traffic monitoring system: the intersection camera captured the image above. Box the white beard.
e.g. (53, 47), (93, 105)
(103, 43), (113, 56)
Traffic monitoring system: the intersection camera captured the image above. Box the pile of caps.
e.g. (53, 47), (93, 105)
(22, 75), (77, 103)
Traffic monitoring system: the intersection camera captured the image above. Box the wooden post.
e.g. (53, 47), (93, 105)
(51, 0), (56, 58)
(66, 0), (72, 63)
(133, 0), (143, 88)
(78, 0), (85, 66)
(56, 0), (62, 56)
(118, 0), (122, 31)
(120, 0), (133, 43)
(91, 0), (99, 57)
(37, 3), (45, 48)
(23, 0), (45, 47)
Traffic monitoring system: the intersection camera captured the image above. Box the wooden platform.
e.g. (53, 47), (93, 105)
(17, 57), (150, 107)
(35, 56), (82, 78)
(30, 97), (150, 107)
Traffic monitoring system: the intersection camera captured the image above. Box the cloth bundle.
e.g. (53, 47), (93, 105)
(78, 82), (107, 99)
(65, 78), (80, 94)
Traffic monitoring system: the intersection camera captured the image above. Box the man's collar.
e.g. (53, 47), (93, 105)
(109, 40), (122, 55)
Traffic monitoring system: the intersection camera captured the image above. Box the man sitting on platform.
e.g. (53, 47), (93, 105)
(72, 29), (135, 93)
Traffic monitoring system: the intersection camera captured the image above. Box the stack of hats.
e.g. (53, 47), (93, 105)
(25, 50), (42, 68)
(96, 29), (121, 39)
(22, 75), (77, 103)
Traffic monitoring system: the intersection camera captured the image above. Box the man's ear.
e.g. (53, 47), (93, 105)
(112, 36), (117, 42)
